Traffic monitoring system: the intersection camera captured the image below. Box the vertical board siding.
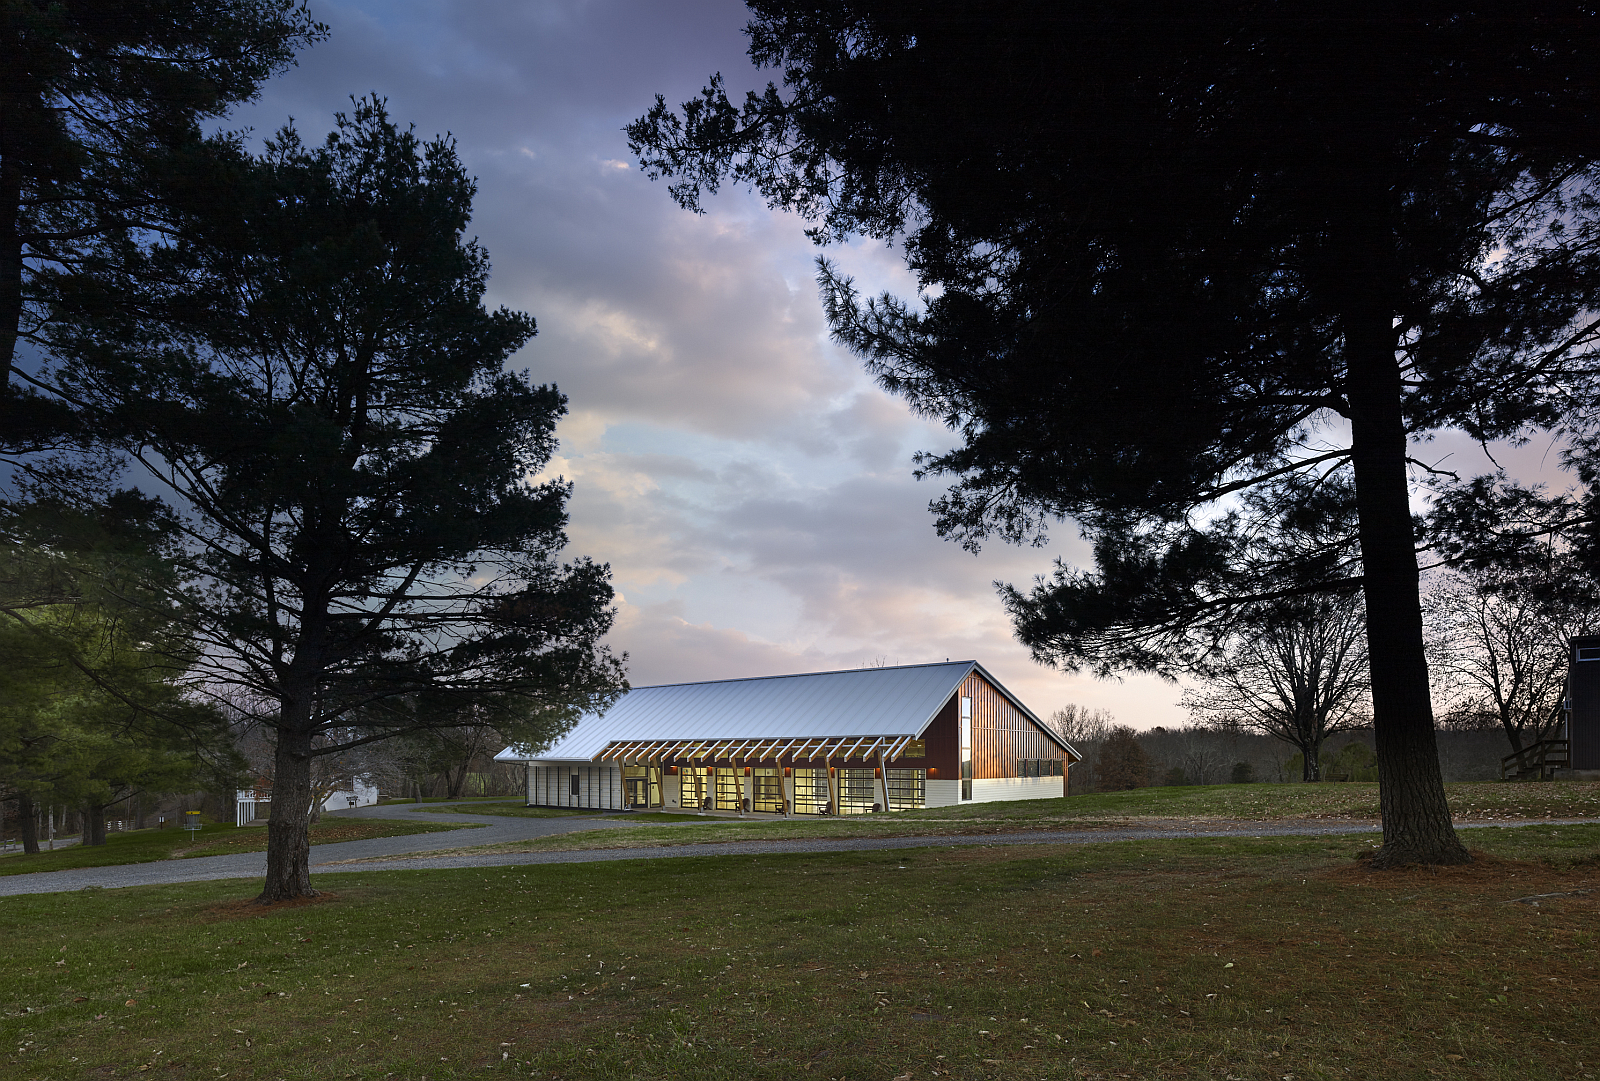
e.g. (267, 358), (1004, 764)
(964, 674), (1067, 779)
(529, 764), (622, 808)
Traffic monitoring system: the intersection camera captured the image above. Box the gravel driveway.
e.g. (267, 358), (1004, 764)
(0, 800), (649, 897)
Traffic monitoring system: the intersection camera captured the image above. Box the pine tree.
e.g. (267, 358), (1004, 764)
(40, 100), (626, 902)
(629, 1), (1600, 865)
(2, 0), (325, 446)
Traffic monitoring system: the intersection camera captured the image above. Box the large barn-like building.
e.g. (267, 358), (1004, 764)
(495, 660), (1079, 814)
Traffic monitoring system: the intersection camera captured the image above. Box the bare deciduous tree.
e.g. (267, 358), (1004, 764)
(1425, 568), (1598, 756)
(1184, 596), (1370, 781)
(1046, 705), (1116, 794)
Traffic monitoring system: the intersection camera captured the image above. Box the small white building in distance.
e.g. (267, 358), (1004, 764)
(234, 777), (380, 827)
(495, 660), (1079, 814)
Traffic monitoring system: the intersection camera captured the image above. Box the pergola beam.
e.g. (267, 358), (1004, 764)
(591, 733), (920, 765)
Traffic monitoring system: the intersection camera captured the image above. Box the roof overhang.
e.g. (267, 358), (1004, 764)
(492, 659), (1082, 764)
(590, 733), (919, 764)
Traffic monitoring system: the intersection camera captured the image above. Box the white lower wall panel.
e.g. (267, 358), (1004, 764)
(526, 766), (1064, 809)
(970, 776), (1064, 803)
(527, 763), (621, 808)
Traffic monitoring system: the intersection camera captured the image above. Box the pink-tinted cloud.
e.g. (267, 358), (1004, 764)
(220, 0), (1200, 728)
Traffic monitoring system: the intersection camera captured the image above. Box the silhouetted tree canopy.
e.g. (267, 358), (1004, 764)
(630, 1), (1600, 865)
(38, 100), (627, 901)
(1184, 595), (1371, 782)
(1, 0), (325, 447)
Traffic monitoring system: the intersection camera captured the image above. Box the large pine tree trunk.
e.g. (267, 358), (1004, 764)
(1344, 300), (1471, 866)
(17, 792), (40, 854)
(258, 721), (317, 903)
(85, 803), (108, 846)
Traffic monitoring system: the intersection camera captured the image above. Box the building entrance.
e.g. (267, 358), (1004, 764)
(622, 765), (661, 808)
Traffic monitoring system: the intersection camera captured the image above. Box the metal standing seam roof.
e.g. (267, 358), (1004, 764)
(495, 660), (1079, 763)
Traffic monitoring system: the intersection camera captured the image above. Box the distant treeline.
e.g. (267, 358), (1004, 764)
(1048, 708), (1506, 795)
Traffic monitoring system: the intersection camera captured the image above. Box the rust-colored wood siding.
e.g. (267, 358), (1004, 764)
(963, 673), (1066, 779)
(911, 693), (959, 778)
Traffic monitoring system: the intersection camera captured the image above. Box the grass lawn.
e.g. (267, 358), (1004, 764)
(390, 780), (1600, 859)
(3, 824), (1598, 1080)
(0, 818), (481, 878)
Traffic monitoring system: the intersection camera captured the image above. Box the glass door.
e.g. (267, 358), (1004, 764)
(623, 765), (650, 808)
(792, 767), (829, 814)
(886, 768), (925, 811)
(679, 766), (709, 810)
(751, 767), (783, 812)
(715, 767), (744, 811)
(838, 768), (877, 814)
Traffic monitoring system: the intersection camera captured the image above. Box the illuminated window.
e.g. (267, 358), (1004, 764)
(679, 766), (709, 810)
(715, 767), (743, 811)
(886, 769), (925, 811)
(751, 767), (783, 812)
(960, 695), (973, 801)
(838, 768), (877, 814)
(900, 740), (926, 758)
(793, 768), (829, 814)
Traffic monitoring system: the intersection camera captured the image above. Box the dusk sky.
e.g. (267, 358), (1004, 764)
(227, 0), (1562, 727)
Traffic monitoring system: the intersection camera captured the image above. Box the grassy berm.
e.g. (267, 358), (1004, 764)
(4, 823), (1598, 1081)
(0, 818), (479, 878)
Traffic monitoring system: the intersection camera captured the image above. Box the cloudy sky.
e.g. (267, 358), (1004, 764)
(225, 0), (1560, 727)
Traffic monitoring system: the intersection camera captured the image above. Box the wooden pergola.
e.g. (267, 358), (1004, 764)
(593, 733), (919, 766)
